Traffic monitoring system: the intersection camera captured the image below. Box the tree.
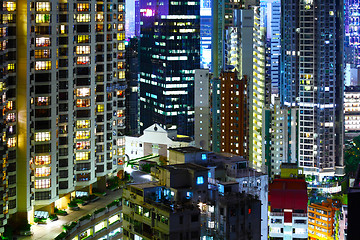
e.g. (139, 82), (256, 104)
(344, 135), (360, 176)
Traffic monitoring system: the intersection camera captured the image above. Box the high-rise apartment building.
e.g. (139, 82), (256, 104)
(345, 0), (360, 68)
(220, 72), (248, 156)
(139, 0), (200, 137)
(0, 0), (126, 229)
(280, 0), (345, 177)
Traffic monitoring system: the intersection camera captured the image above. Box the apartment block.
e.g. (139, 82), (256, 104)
(308, 199), (339, 240)
(0, 0), (126, 230)
(268, 178), (308, 239)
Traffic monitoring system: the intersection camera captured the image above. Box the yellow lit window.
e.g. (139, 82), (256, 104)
(36, 97), (49, 106)
(76, 14), (90, 22)
(35, 61), (51, 70)
(117, 62), (124, 70)
(76, 130), (90, 139)
(36, 37), (51, 47)
(35, 167), (51, 177)
(8, 63), (15, 71)
(117, 42), (125, 51)
(0, 28), (6, 37)
(35, 155), (51, 165)
(77, 56), (90, 65)
(76, 152), (90, 161)
(60, 24), (66, 34)
(7, 101), (13, 110)
(118, 71), (125, 79)
(96, 14), (104, 22)
(0, 82), (3, 92)
(36, 2), (51, 11)
(117, 33), (125, 41)
(77, 99), (90, 107)
(76, 88), (90, 97)
(35, 132), (51, 142)
(118, 4), (124, 12)
(6, 2), (16, 11)
(76, 120), (90, 129)
(7, 137), (16, 148)
(95, 221), (106, 233)
(118, 14), (124, 21)
(77, 3), (89, 11)
(97, 104), (104, 112)
(77, 35), (90, 43)
(35, 179), (51, 189)
(35, 49), (51, 59)
(76, 46), (90, 54)
(76, 141), (90, 150)
(35, 14), (50, 23)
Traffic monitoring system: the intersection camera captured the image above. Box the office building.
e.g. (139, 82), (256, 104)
(0, 0), (126, 230)
(200, 0), (212, 69)
(281, 0), (345, 177)
(268, 178), (308, 239)
(139, 0), (201, 137)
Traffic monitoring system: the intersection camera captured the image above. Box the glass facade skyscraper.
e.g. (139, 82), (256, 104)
(139, 0), (200, 136)
(281, 0), (344, 177)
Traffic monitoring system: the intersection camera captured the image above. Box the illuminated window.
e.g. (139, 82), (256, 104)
(6, 113), (16, 122)
(95, 221), (106, 233)
(36, 97), (49, 106)
(35, 132), (51, 142)
(7, 101), (13, 110)
(36, 2), (51, 11)
(35, 155), (51, 165)
(6, 2), (16, 11)
(76, 120), (90, 129)
(7, 137), (16, 148)
(117, 33), (125, 41)
(35, 14), (50, 23)
(117, 62), (124, 69)
(35, 179), (51, 189)
(76, 130), (90, 139)
(109, 214), (120, 225)
(76, 141), (90, 150)
(35, 61), (51, 70)
(76, 99), (90, 107)
(8, 63), (15, 72)
(96, 14), (104, 22)
(76, 152), (90, 161)
(77, 56), (90, 65)
(76, 88), (90, 97)
(97, 104), (104, 112)
(117, 23), (124, 31)
(76, 46), (90, 54)
(202, 154), (207, 160)
(77, 3), (89, 11)
(118, 71), (125, 79)
(35, 49), (51, 59)
(60, 25), (66, 34)
(36, 37), (50, 47)
(196, 176), (204, 185)
(116, 110), (124, 117)
(76, 14), (90, 22)
(77, 35), (90, 43)
(117, 42), (125, 51)
(35, 167), (51, 177)
(118, 4), (124, 12)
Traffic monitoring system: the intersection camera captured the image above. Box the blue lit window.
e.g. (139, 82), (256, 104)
(208, 171), (211, 178)
(186, 191), (192, 199)
(202, 153), (207, 160)
(197, 176), (204, 185)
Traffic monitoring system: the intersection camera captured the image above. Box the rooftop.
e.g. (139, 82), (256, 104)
(162, 162), (209, 172)
(169, 146), (210, 154)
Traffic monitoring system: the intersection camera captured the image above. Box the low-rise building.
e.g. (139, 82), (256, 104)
(308, 199), (339, 240)
(268, 178), (308, 240)
(125, 124), (192, 163)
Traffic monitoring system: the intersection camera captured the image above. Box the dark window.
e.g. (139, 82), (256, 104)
(35, 191), (51, 200)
